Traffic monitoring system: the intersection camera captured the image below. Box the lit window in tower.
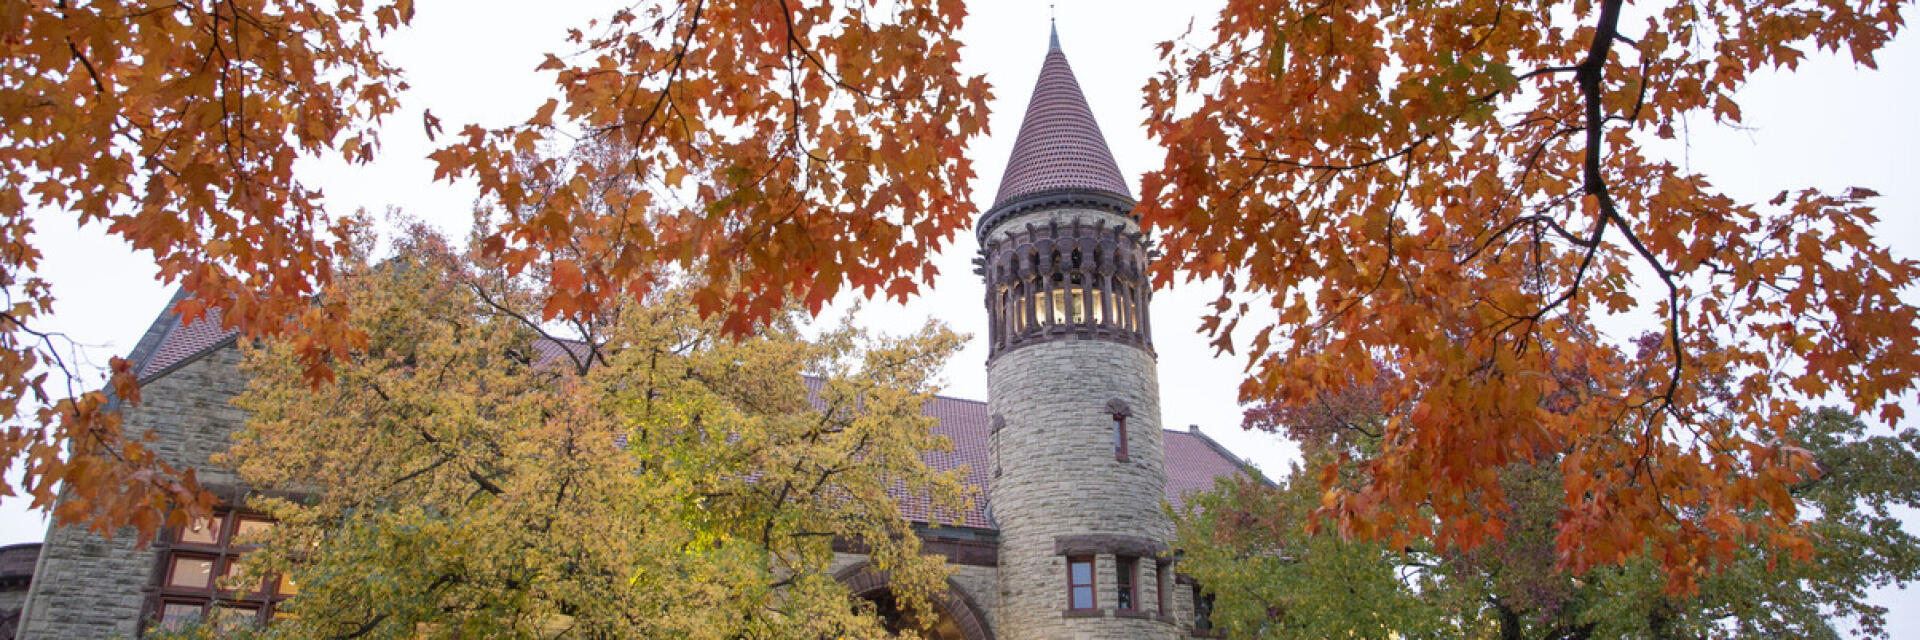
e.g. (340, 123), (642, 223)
(1012, 281), (1028, 334)
(1029, 276), (1113, 327)
(1041, 272), (1079, 324)
(1033, 275), (1052, 325)
(1090, 274), (1108, 326)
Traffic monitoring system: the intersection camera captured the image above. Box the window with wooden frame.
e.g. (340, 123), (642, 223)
(1067, 556), (1097, 611)
(1115, 556), (1139, 612)
(151, 510), (295, 633)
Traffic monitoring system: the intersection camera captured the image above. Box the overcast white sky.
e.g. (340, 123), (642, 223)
(5, 0), (1916, 633)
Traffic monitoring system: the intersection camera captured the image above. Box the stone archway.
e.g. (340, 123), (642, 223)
(836, 563), (994, 640)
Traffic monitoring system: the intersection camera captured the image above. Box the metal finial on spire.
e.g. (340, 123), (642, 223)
(1049, 6), (1060, 51)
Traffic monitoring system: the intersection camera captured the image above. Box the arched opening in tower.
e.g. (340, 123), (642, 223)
(858, 589), (967, 640)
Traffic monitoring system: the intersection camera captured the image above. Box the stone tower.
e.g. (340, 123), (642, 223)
(980, 23), (1176, 640)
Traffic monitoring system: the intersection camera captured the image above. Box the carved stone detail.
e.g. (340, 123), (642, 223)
(976, 188), (1134, 239)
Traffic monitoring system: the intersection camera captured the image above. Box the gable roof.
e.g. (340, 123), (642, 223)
(132, 297), (1255, 531)
(128, 290), (240, 381)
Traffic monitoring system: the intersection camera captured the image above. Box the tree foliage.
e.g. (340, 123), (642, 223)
(2, 0), (411, 543)
(428, 0), (989, 332)
(2, 0), (984, 544)
(212, 225), (970, 638)
(1142, 0), (1918, 587)
(1176, 408), (1920, 639)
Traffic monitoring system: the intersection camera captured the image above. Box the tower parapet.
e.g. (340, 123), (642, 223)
(978, 217), (1153, 358)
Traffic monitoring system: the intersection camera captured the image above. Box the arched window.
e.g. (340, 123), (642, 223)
(1089, 274), (1107, 325)
(1032, 274), (1049, 326)
(1001, 284), (1016, 342)
(1012, 283), (1023, 337)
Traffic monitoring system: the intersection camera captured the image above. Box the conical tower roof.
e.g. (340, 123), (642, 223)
(990, 25), (1132, 210)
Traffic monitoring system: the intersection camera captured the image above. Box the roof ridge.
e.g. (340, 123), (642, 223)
(927, 392), (986, 406)
(1180, 425), (1274, 486)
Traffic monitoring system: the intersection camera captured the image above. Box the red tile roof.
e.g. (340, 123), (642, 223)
(991, 34), (1132, 207)
(138, 305), (238, 378)
(137, 300), (1253, 531)
(1164, 427), (1254, 511)
(907, 393), (997, 528)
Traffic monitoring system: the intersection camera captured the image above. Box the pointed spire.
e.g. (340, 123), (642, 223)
(990, 22), (1131, 210)
(1049, 12), (1060, 51)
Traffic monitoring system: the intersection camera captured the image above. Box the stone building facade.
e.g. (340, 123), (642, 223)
(12, 24), (1253, 640)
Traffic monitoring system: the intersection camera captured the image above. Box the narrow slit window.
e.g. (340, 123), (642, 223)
(1155, 561), (1170, 614)
(1113, 414), (1129, 461)
(1014, 281), (1029, 333)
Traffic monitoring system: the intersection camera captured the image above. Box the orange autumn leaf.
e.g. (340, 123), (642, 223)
(551, 258), (586, 294)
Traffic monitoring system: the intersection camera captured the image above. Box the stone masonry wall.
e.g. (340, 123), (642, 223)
(0, 590), (26, 622)
(987, 339), (1177, 640)
(17, 344), (248, 639)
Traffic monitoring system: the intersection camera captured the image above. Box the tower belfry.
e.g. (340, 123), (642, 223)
(979, 22), (1175, 640)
